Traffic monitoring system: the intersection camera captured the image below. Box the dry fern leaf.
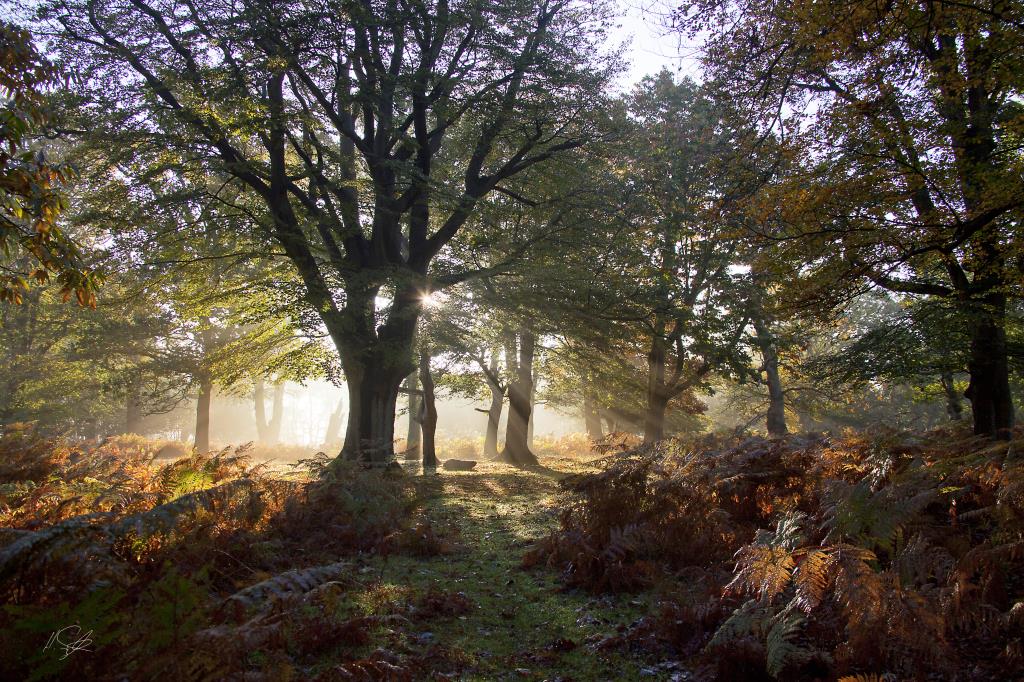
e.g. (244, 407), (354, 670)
(223, 560), (350, 612)
(113, 478), (257, 538)
(729, 545), (795, 601)
(793, 549), (833, 612)
(0, 511), (113, 583)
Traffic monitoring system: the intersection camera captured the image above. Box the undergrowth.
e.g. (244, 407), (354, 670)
(526, 426), (1024, 681)
(0, 423), (435, 680)
(8, 421), (1022, 680)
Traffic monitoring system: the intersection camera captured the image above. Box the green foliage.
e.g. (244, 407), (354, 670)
(138, 566), (208, 652)
(0, 21), (98, 305)
(3, 586), (125, 681)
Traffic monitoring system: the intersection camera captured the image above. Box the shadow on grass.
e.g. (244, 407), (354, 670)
(370, 457), (656, 680)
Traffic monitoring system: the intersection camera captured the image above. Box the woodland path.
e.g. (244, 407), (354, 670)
(351, 458), (668, 681)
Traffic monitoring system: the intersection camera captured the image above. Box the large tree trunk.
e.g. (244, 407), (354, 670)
(324, 393), (346, 445)
(946, 75), (1012, 440)
(643, 394), (669, 444)
(484, 351), (503, 459)
(195, 374), (213, 453)
(965, 293), (1014, 439)
(752, 317), (788, 437)
(500, 328), (538, 466)
(339, 363), (404, 463)
(404, 372), (421, 460)
(643, 332), (668, 444)
(419, 350), (438, 467)
(334, 289), (418, 465)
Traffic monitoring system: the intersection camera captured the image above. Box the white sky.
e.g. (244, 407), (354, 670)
(610, 0), (703, 88)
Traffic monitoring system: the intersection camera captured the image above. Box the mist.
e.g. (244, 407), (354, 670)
(141, 381), (585, 453)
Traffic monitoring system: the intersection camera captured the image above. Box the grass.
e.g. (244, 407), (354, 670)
(343, 456), (662, 680)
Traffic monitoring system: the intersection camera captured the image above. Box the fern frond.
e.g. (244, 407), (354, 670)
(730, 544), (795, 602)
(0, 512), (113, 585)
(832, 544), (885, 636)
(766, 606), (809, 677)
(793, 549), (833, 612)
(708, 599), (771, 649)
(222, 561), (350, 612)
(113, 478), (258, 538)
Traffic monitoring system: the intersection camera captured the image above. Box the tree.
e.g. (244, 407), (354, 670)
(253, 378), (285, 444)
(500, 323), (539, 465)
(402, 373), (421, 460)
(0, 21), (98, 305)
(548, 73), (754, 443)
(45, 0), (619, 463)
(806, 294), (979, 422)
(684, 0), (1024, 438)
(418, 347), (439, 467)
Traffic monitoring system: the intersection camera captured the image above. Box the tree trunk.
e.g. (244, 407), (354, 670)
(334, 289), (418, 465)
(254, 378), (269, 442)
(419, 350), (438, 467)
(940, 372), (963, 422)
(643, 332), (668, 444)
(484, 351), (503, 459)
(797, 409), (816, 433)
(527, 372), (536, 448)
(500, 328), (538, 466)
(643, 393), (669, 444)
(965, 293), (1014, 439)
(405, 372), (421, 460)
(340, 363), (404, 463)
(195, 374), (213, 453)
(581, 372), (603, 441)
(947, 88), (1011, 440)
(753, 317), (788, 437)
(268, 382), (285, 444)
(325, 393), (346, 445)
(126, 374), (144, 434)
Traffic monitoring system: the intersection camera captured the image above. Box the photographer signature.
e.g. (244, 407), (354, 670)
(43, 625), (93, 660)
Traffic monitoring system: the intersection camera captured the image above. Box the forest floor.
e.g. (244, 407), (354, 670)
(6, 428), (1023, 680)
(349, 456), (665, 681)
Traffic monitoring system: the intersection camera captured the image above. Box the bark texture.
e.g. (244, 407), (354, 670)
(752, 316), (788, 437)
(404, 372), (422, 461)
(483, 351), (503, 459)
(965, 293), (1014, 439)
(195, 374), (213, 453)
(500, 328), (538, 466)
(582, 374), (603, 441)
(419, 350), (438, 467)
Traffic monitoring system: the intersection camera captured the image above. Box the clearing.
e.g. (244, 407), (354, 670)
(347, 456), (664, 681)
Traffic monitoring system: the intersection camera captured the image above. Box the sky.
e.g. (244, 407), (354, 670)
(611, 0), (703, 87)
